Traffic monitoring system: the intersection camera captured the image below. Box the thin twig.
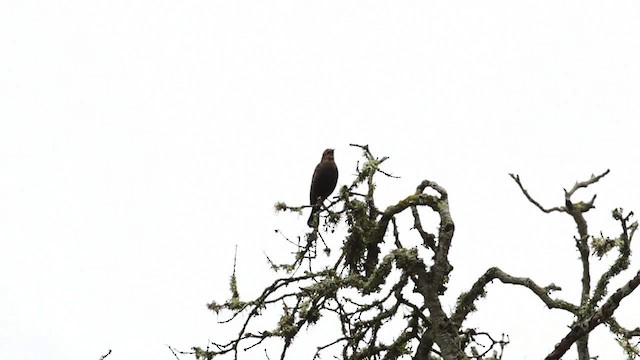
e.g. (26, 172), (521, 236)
(509, 173), (564, 213)
(98, 350), (112, 360)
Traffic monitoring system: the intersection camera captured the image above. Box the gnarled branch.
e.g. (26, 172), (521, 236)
(452, 267), (577, 328)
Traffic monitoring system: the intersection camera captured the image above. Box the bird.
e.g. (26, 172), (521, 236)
(307, 149), (338, 227)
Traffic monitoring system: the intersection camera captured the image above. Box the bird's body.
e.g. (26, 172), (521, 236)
(308, 149), (338, 227)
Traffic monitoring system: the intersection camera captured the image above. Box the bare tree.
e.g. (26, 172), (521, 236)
(187, 145), (639, 360)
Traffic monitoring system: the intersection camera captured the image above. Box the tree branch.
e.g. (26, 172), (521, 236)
(564, 170), (611, 198)
(545, 268), (640, 360)
(511, 170), (610, 360)
(590, 210), (636, 310)
(452, 267), (577, 328)
(508, 174), (565, 213)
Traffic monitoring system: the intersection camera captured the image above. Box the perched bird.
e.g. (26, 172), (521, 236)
(307, 149), (339, 227)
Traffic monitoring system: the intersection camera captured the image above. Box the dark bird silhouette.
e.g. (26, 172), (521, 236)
(307, 149), (338, 227)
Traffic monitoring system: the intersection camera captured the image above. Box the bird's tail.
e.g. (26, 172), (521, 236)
(307, 205), (320, 227)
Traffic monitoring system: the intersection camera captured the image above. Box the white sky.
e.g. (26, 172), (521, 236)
(1, 1), (639, 359)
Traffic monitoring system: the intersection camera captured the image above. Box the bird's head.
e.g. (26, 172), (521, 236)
(321, 149), (335, 162)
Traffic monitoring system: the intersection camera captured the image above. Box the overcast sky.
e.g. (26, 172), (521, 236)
(1, 1), (640, 359)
